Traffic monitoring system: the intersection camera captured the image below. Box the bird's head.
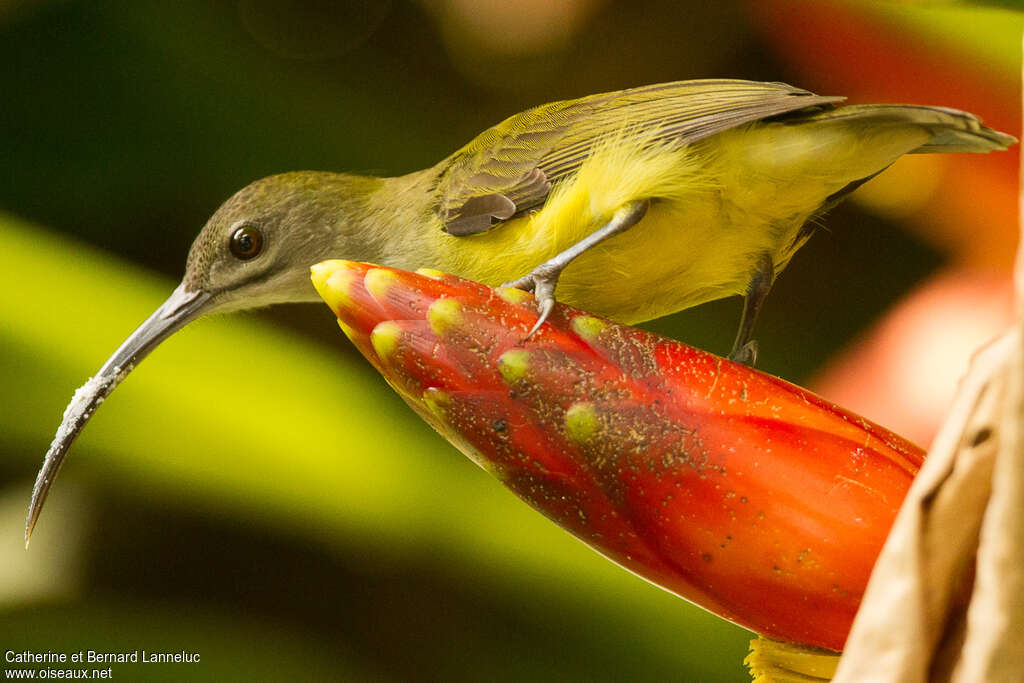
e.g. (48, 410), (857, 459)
(185, 171), (384, 315)
(27, 170), (388, 540)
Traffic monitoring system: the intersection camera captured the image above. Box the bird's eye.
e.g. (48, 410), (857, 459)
(229, 226), (264, 260)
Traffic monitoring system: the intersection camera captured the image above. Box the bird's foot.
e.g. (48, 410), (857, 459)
(504, 263), (561, 340)
(729, 340), (759, 367)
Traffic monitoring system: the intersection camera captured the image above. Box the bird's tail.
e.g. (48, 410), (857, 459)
(795, 104), (1016, 154)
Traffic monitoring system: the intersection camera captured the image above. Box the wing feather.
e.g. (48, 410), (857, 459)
(435, 79), (844, 234)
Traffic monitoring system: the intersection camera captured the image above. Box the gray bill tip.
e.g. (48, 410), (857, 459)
(26, 372), (123, 546)
(25, 284), (212, 546)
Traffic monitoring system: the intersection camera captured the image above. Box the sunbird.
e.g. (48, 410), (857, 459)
(27, 79), (1014, 540)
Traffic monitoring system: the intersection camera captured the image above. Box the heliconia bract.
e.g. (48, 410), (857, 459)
(310, 260), (924, 651)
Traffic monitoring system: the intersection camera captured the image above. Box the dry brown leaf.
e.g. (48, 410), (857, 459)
(829, 37), (1024, 683)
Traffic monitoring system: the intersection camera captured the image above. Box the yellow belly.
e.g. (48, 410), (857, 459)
(427, 118), (931, 324)
(435, 198), (802, 325)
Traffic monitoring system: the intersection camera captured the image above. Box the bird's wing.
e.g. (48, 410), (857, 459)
(435, 79), (844, 236)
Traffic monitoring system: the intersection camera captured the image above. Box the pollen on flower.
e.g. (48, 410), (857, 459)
(310, 258), (926, 653)
(428, 298), (463, 335)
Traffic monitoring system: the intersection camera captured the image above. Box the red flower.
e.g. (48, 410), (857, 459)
(311, 260), (924, 651)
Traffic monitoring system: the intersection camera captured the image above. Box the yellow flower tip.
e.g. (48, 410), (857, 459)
(311, 259), (360, 284)
(745, 637), (840, 682)
(415, 267), (447, 280)
(318, 269), (359, 313)
(364, 267), (398, 303)
(496, 286), (534, 305)
(565, 402), (599, 443)
(325, 266), (370, 315)
(497, 349), (531, 384)
(310, 261), (338, 298)
(422, 387), (451, 419)
(428, 298), (463, 336)
(570, 315), (607, 341)
(370, 320), (403, 360)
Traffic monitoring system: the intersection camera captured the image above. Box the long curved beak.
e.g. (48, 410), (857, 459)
(26, 283), (212, 545)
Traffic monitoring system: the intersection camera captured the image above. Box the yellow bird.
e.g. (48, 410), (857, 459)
(184, 79), (1013, 358)
(28, 79), (1015, 539)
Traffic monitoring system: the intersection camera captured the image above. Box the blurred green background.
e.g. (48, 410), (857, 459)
(1, 1), (1019, 681)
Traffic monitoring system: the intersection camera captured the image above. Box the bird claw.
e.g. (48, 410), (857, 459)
(525, 296), (556, 339)
(504, 264), (561, 340)
(728, 340), (759, 367)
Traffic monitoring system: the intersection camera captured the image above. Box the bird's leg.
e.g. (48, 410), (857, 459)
(505, 200), (650, 339)
(728, 254), (774, 366)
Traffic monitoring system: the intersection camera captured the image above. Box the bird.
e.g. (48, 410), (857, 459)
(27, 78), (1014, 541)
